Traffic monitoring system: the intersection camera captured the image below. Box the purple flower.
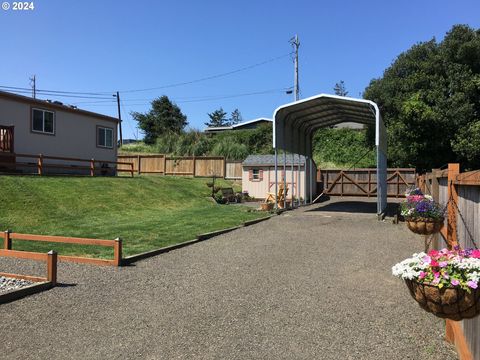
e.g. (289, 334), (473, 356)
(467, 281), (478, 289)
(451, 279), (460, 286)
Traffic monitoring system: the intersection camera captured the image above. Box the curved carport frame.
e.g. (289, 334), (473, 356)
(272, 94), (387, 216)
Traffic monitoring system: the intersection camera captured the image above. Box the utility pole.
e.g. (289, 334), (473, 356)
(116, 91), (123, 147)
(290, 35), (300, 101)
(30, 75), (36, 99)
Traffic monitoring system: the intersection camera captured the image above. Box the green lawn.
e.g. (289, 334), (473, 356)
(0, 175), (264, 258)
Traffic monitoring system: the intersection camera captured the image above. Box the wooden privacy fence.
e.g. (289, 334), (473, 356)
(0, 152), (134, 177)
(419, 164), (480, 360)
(4, 231), (122, 267)
(118, 154), (230, 178)
(318, 168), (416, 197)
(225, 160), (242, 180)
(0, 249), (57, 285)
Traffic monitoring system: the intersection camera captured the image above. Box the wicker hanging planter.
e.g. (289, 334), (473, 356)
(405, 218), (444, 235)
(405, 279), (480, 321)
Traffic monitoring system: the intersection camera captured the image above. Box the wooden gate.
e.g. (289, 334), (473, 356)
(318, 168), (416, 197)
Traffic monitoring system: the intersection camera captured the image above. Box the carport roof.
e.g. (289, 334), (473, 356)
(273, 94), (385, 156)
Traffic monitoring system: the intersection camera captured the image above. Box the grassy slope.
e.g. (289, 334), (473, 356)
(0, 176), (264, 258)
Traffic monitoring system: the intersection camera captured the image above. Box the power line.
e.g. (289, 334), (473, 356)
(0, 52), (292, 96)
(67, 87), (289, 107)
(118, 52), (293, 93)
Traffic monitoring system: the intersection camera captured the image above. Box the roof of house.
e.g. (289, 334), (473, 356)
(204, 117), (272, 133)
(243, 154), (306, 167)
(0, 91), (119, 123)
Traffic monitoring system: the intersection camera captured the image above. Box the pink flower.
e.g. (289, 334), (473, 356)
(439, 261), (448, 268)
(472, 250), (480, 259)
(432, 277), (440, 285)
(422, 256), (431, 264)
(430, 260), (440, 267)
(419, 271), (427, 279)
(467, 281), (478, 289)
(451, 279), (460, 286)
(442, 272), (449, 279)
(433, 271), (440, 278)
(428, 250), (439, 257)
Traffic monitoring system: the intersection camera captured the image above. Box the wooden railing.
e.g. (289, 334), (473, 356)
(0, 249), (57, 285)
(0, 126), (14, 153)
(318, 168), (416, 197)
(4, 230), (122, 267)
(418, 164), (480, 360)
(0, 152), (134, 177)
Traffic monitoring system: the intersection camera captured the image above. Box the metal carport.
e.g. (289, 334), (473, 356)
(272, 93), (387, 216)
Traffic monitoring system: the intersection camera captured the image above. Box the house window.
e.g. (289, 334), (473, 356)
(97, 126), (113, 148)
(32, 108), (55, 135)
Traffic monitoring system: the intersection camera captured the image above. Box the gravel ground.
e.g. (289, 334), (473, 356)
(0, 198), (458, 360)
(0, 276), (33, 294)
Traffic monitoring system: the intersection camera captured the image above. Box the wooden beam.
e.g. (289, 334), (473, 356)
(447, 163), (460, 249)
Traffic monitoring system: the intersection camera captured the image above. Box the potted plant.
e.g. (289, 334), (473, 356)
(392, 247), (480, 321)
(400, 188), (445, 235)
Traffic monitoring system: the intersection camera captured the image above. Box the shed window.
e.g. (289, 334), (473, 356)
(32, 108), (55, 134)
(249, 168), (263, 181)
(97, 127), (113, 148)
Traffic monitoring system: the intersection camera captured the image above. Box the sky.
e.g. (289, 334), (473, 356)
(1, 0), (479, 140)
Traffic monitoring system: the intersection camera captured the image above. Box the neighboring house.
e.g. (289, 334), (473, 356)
(331, 122), (365, 130)
(204, 118), (272, 134)
(242, 154), (317, 200)
(0, 91), (118, 173)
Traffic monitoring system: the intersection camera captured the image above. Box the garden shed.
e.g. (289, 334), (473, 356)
(242, 154), (315, 201)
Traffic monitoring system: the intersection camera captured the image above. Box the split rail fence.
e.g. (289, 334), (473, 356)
(318, 168), (416, 197)
(0, 152), (134, 177)
(4, 231), (122, 267)
(0, 248), (57, 285)
(118, 154), (242, 179)
(419, 164), (480, 360)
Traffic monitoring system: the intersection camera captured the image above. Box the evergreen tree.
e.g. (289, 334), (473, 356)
(334, 81), (348, 96)
(131, 96), (187, 144)
(205, 108), (228, 127)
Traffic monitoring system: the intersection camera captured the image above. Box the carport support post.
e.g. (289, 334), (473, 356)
(309, 157), (313, 204)
(283, 150), (287, 209)
(297, 154), (301, 206)
(274, 148), (278, 209)
(291, 153), (294, 207)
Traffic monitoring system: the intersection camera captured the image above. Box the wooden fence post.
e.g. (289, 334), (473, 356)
(114, 237), (122, 266)
(47, 250), (57, 286)
(447, 163), (460, 249)
(192, 156), (196, 177)
(38, 154), (43, 175)
(137, 155), (141, 175)
(130, 163), (134, 177)
(3, 229), (11, 250)
(163, 155), (167, 176)
(90, 158), (95, 177)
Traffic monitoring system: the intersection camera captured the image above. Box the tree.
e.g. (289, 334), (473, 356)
(334, 81), (348, 96)
(230, 108), (243, 125)
(131, 96), (187, 144)
(205, 108), (228, 127)
(364, 25), (480, 170)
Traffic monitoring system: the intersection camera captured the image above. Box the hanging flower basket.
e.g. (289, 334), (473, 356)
(392, 248), (480, 321)
(400, 188), (445, 235)
(405, 218), (444, 235)
(404, 279), (480, 321)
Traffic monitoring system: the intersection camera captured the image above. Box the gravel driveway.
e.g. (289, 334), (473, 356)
(0, 198), (457, 359)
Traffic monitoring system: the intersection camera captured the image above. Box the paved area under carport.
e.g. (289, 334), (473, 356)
(0, 198), (457, 359)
